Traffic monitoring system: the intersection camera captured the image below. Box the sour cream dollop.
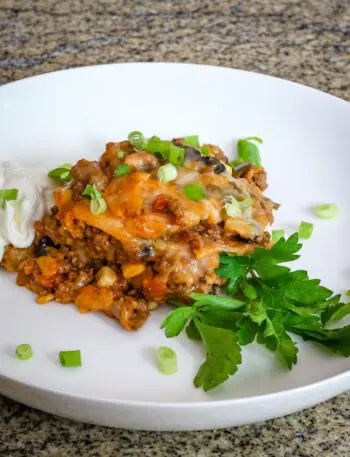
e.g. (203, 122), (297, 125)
(0, 162), (56, 261)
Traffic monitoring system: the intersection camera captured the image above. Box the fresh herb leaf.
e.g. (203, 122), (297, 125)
(288, 322), (350, 357)
(200, 309), (242, 331)
(257, 314), (298, 369)
(321, 295), (350, 325)
(190, 293), (245, 311)
(216, 254), (250, 288)
(250, 234), (302, 280)
(186, 319), (202, 340)
(249, 301), (268, 325)
(237, 316), (259, 345)
(160, 307), (195, 338)
(161, 233), (350, 392)
(193, 319), (242, 391)
(284, 277), (332, 305)
(240, 280), (258, 300)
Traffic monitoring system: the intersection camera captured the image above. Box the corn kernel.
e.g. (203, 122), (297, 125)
(122, 263), (145, 279)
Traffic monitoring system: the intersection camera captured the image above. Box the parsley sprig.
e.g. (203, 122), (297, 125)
(161, 234), (350, 391)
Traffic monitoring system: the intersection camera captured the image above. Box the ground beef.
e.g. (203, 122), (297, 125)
(243, 166), (268, 191)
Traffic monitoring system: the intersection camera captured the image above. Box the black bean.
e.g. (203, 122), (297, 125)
(232, 162), (252, 176)
(35, 236), (56, 257)
(184, 146), (201, 161)
(139, 246), (155, 259)
(234, 234), (257, 244)
(200, 156), (226, 174)
(50, 205), (59, 216)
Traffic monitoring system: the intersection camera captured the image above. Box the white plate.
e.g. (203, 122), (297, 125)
(0, 63), (349, 431)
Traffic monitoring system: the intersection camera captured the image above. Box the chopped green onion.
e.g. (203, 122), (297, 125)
(183, 135), (200, 149)
(298, 221), (314, 239)
(156, 346), (177, 375)
(128, 131), (146, 150)
(229, 159), (243, 168)
(183, 183), (206, 201)
(90, 198), (107, 215)
(59, 350), (82, 367)
(82, 184), (101, 199)
(16, 344), (33, 360)
(271, 200), (281, 210)
(145, 136), (171, 160)
(157, 164), (178, 183)
(239, 191), (252, 209)
(169, 143), (185, 166)
(0, 188), (18, 210)
(345, 290), (350, 297)
(272, 229), (285, 242)
(237, 137), (262, 166)
(114, 163), (131, 177)
(117, 150), (124, 159)
(200, 146), (210, 156)
(82, 184), (107, 216)
(48, 163), (73, 184)
(145, 136), (161, 153)
(224, 196), (242, 218)
(315, 203), (339, 219)
(244, 136), (263, 144)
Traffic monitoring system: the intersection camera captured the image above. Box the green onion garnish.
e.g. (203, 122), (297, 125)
(114, 163), (131, 177)
(128, 131), (146, 150)
(59, 350), (82, 367)
(156, 346), (177, 375)
(16, 344), (33, 361)
(272, 229), (285, 242)
(117, 150), (124, 159)
(145, 136), (161, 154)
(229, 159), (243, 168)
(157, 164), (178, 183)
(183, 183), (206, 201)
(200, 146), (210, 156)
(48, 163), (73, 184)
(239, 191), (253, 209)
(237, 137), (263, 166)
(298, 221), (314, 239)
(145, 136), (171, 160)
(315, 203), (339, 219)
(224, 196), (242, 218)
(90, 198), (107, 215)
(183, 135), (200, 149)
(0, 188), (18, 210)
(82, 184), (107, 216)
(346, 290), (350, 297)
(169, 144), (185, 166)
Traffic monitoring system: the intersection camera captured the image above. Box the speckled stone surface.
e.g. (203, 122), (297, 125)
(0, 0), (350, 455)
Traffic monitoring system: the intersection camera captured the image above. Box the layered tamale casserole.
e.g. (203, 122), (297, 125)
(1, 133), (274, 331)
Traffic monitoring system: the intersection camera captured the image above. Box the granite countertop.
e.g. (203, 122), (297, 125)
(0, 0), (349, 455)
